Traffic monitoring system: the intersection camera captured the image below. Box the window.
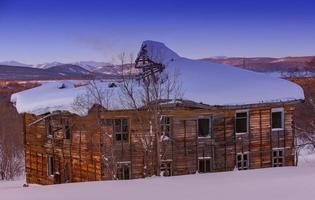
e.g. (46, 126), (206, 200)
(47, 155), (54, 176)
(236, 152), (249, 170)
(235, 111), (248, 134)
(198, 158), (212, 173)
(272, 149), (284, 167)
(64, 125), (71, 140)
(198, 118), (211, 137)
(161, 116), (171, 137)
(160, 160), (172, 176)
(272, 108), (284, 130)
(45, 117), (53, 137)
(117, 162), (130, 180)
(114, 119), (129, 141)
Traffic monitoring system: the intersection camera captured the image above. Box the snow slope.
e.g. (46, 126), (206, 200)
(1, 166), (315, 200)
(142, 40), (304, 105)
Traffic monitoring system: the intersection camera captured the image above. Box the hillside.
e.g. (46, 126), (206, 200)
(201, 56), (315, 72)
(0, 65), (113, 81)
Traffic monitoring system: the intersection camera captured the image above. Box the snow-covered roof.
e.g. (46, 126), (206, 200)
(11, 41), (304, 116)
(11, 81), (123, 116)
(141, 40), (304, 106)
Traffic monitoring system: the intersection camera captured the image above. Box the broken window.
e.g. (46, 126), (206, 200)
(272, 149), (284, 167)
(117, 162), (131, 180)
(272, 108), (284, 130)
(235, 111), (248, 134)
(236, 152), (249, 170)
(114, 119), (129, 141)
(47, 155), (54, 176)
(161, 116), (171, 138)
(64, 125), (71, 140)
(198, 158), (212, 173)
(45, 117), (53, 137)
(198, 118), (211, 137)
(160, 160), (172, 176)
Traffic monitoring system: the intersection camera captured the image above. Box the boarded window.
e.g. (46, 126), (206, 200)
(160, 160), (172, 176)
(235, 111), (248, 134)
(47, 155), (54, 176)
(114, 119), (129, 141)
(272, 108), (284, 130)
(272, 149), (284, 167)
(198, 158), (211, 173)
(117, 163), (130, 180)
(45, 117), (52, 137)
(161, 116), (171, 137)
(236, 152), (249, 170)
(198, 118), (210, 137)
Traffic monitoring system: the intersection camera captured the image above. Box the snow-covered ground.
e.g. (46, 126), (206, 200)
(1, 165), (315, 200)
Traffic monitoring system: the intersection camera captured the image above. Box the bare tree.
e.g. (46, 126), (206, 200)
(73, 81), (119, 179)
(0, 95), (24, 180)
(294, 78), (315, 165)
(117, 52), (182, 176)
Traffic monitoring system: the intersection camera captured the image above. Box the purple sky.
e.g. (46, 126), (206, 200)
(0, 0), (314, 64)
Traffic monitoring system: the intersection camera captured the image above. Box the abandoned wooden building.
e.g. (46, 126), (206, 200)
(11, 41), (304, 185)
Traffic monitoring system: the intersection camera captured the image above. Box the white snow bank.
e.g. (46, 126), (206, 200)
(141, 41), (304, 105)
(1, 166), (315, 200)
(11, 81), (123, 116)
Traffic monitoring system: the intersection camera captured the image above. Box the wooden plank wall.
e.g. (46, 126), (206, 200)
(24, 104), (296, 185)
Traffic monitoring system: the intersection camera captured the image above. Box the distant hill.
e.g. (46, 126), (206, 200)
(1, 56), (314, 81)
(201, 56), (315, 72)
(0, 64), (113, 81)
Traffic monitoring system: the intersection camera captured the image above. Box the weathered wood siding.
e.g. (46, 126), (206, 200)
(24, 104), (296, 185)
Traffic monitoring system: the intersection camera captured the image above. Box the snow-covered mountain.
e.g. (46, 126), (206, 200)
(0, 61), (32, 67)
(35, 62), (64, 69)
(46, 64), (94, 76)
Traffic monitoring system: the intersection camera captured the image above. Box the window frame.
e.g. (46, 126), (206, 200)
(236, 152), (249, 170)
(160, 116), (171, 138)
(197, 117), (212, 138)
(45, 117), (53, 138)
(235, 110), (249, 135)
(114, 119), (129, 142)
(47, 155), (54, 176)
(116, 161), (131, 180)
(272, 148), (285, 167)
(160, 160), (173, 176)
(271, 108), (284, 131)
(198, 157), (212, 173)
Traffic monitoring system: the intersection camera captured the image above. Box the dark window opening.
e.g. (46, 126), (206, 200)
(198, 158), (211, 173)
(114, 119), (129, 141)
(161, 116), (171, 137)
(64, 125), (71, 140)
(272, 110), (283, 130)
(48, 155), (54, 176)
(272, 149), (284, 167)
(236, 153), (249, 170)
(160, 161), (172, 176)
(235, 111), (248, 134)
(117, 163), (130, 180)
(45, 117), (53, 137)
(198, 118), (210, 137)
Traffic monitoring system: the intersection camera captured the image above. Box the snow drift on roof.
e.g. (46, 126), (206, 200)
(11, 81), (123, 116)
(140, 40), (180, 65)
(11, 41), (304, 116)
(141, 41), (304, 105)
